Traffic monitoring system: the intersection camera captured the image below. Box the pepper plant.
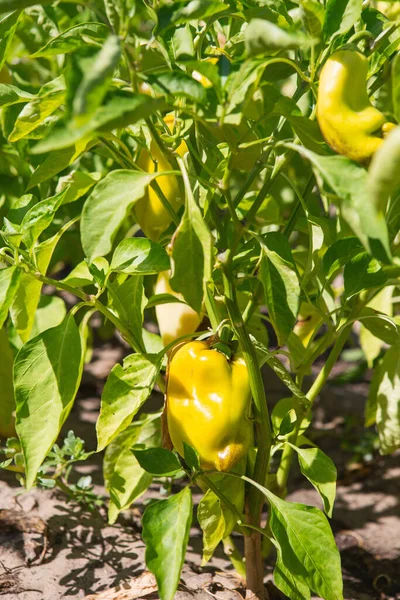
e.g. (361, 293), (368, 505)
(1, 1), (400, 599)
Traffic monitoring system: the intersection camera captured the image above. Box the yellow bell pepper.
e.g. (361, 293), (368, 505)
(134, 114), (187, 241)
(155, 271), (202, 347)
(166, 341), (253, 472)
(317, 49), (396, 163)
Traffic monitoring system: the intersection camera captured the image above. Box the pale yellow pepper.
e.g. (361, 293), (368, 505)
(317, 49), (396, 163)
(155, 271), (202, 347)
(134, 114), (187, 241)
(166, 341), (253, 472)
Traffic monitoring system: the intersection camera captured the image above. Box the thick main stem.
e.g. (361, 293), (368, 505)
(223, 276), (272, 599)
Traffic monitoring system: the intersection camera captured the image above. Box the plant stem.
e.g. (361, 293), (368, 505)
(222, 274), (271, 599)
(223, 537), (246, 579)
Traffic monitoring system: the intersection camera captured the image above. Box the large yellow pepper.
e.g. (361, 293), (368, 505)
(317, 49), (396, 163)
(134, 114), (187, 241)
(155, 270), (202, 347)
(166, 341), (253, 472)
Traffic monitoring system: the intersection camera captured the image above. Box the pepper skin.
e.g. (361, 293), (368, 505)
(317, 49), (396, 163)
(134, 114), (187, 241)
(166, 341), (253, 472)
(155, 271), (202, 347)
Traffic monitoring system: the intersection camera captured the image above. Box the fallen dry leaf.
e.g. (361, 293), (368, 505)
(83, 571), (158, 600)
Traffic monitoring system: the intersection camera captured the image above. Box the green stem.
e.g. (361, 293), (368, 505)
(223, 537), (246, 579)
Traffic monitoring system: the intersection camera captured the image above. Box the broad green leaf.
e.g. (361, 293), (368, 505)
(274, 555), (310, 600)
(62, 257), (109, 288)
(27, 140), (90, 190)
(258, 232), (300, 344)
(197, 489), (226, 565)
(147, 71), (206, 103)
(0, 11), (21, 70)
(104, 0), (121, 34)
(172, 0), (229, 23)
(370, 342), (400, 454)
(14, 313), (84, 489)
(198, 471), (244, 564)
(359, 287), (395, 367)
(299, 0), (325, 38)
(170, 168), (213, 314)
(294, 148), (391, 263)
(20, 188), (68, 251)
(343, 252), (387, 299)
(0, 83), (34, 108)
(73, 35), (121, 119)
(96, 353), (161, 451)
(32, 94), (165, 154)
(30, 22), (109, 57)
(245, 19), (317, 57)
(0, 0), (52, 12)
(0, 327), (15, 439)
(81, 170), (154, 261)
(107, 274), (146, 347)
(369, 126), (400, 214)
(132, 447), (182, 476)
(111, 238), (170, 275)
(29, 295), (66, 339)
(10, 221), (75, 342)
(323, 0), (363, 40)
(323, 237), (363, 280)
(0, 266), (21, 329)
(289, 444), (337, 517)
(142, 487), (192, 600)
(243, 477), (343, 600)
(271, 397), (311, 437)
(56, 170), (101, 204)
(8, 76), (65, 143)
(393, 53), (400, 122)
(172, 24), (195, 60)
(364, 9), (400, 76)
(104, 414), (160, 524)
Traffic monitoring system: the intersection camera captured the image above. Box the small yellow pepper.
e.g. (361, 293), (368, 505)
(155, 271), (202, 347)
(166, 341), (253, 472)
(317, 49), (396, 163)
(134, 114), (187, 241)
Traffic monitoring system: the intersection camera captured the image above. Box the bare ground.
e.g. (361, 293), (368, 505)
(1, 341), (399, 600)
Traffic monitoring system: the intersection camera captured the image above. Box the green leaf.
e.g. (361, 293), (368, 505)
(27, 141), (90, 190)
(170, 169), (213, 314)
(299, 0), (325, 38)
(359, 288), (397, 366)
(0, 83), (34, 108)
(56, 170), (101, 204)
(81, 170), (155, 261)
(28, 295), (66, 340)
(30, 22), (109, 57)
(171, 24), (195, 60)
(368, 126), (400, 214)
(0, 266), (21, 329)
(73, 35), (121, 119)
(8, 76), (65, 143)
(107, 274), (146, 346)
(244, 477), (343, 600)
(96, 353), (161, 451)
(61, 257), (108, 288)
(271, 397), (311, 438)
(323, 0), (363, 40)
(294, 148), (391, 263)
(183, 442), (200, 470)
(111, 238), (170, 275)
(132, 447), (182, 476)
(0, 11), (21, 70)
(20, 188), (68, 251)
(10, 225), (71, 342)
(171, 0), (229, 24)
(32, 94), (165, 154)
(14, 313), (84, 489)
(104, 414), (160, 524)
(370, 342), (400, 454)
(258, 232), (300, 344)
(0, 327), (15, 439)
(142, 487), (192, 600)
(245, 19), (317, 57)
(323, 237), (363, 280)
(147, 71), (206, 103)
(393, 53), (400, 122)
(274, 555), (311, 600)
(289, 444), (337, 517)
(343, 252), (387, 299)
